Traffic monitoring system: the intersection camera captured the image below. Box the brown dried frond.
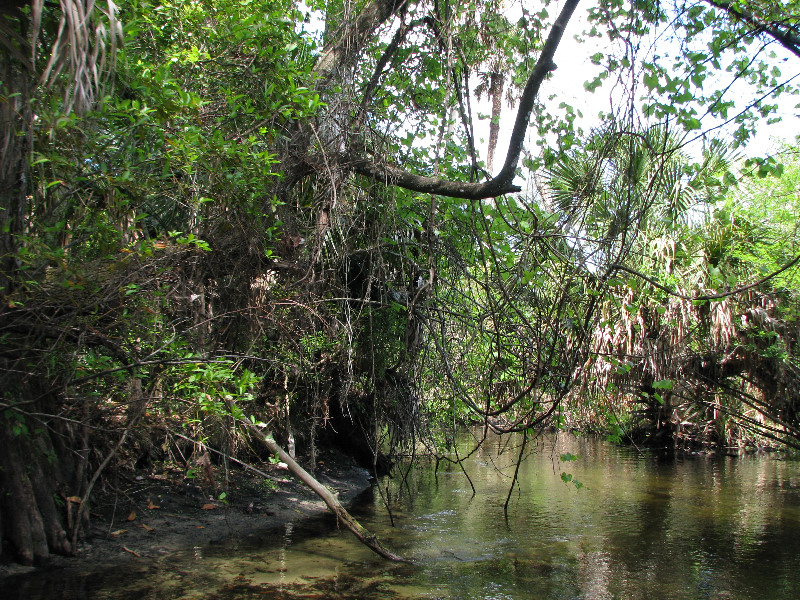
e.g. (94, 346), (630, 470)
(709, 298), (735, 349)
(33, 0), (123, 114)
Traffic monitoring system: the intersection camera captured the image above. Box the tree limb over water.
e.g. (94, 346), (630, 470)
(332, 0), (580, 199)
(612, 253), (800, 301)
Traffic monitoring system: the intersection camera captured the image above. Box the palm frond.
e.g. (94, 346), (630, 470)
(35, 0), (123, 114)
(546, 153), (603, 216)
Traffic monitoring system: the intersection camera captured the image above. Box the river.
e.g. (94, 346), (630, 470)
(5, 431), (800, 599)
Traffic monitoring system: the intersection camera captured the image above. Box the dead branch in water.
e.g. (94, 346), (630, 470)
(229, 401), (408, 562)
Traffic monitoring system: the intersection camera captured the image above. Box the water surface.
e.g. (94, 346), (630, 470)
(6, 432), (800, 599)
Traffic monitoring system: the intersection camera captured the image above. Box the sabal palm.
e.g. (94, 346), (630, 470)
(0, 0), (121, 114)
(547, 125), (736, 272)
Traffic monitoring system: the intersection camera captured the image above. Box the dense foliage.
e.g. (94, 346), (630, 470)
(1, 0), (799, 564)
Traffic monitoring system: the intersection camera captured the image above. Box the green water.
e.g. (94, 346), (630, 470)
(5, 432), (800, 599)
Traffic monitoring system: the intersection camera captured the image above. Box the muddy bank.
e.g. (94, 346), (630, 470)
(0, 451), (373, 581)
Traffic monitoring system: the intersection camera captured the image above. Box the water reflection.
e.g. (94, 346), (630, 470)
(4, 432), (800, 599)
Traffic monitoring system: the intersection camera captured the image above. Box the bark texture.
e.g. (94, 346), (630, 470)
(0, 420), (73, 564)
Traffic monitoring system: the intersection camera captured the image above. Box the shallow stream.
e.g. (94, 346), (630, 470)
(6, 432), (800, 599)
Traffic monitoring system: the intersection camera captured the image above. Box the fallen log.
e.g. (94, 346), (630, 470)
(232, 407), (407, 562)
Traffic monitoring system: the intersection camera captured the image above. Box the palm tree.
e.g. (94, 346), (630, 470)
(549, 126), (692, 265)
(545, 124), (800, 450)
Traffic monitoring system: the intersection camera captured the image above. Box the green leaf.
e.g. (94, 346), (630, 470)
(652, 379), (674, 390)
(643, 72), (659, 91)
(683, 117), (702, 131)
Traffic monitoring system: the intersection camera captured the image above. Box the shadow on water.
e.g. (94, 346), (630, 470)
(4, 432), (800, 599)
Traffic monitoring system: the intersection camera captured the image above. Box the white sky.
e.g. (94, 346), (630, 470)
(299, 1), (799, 167)
(478, 0), (800, 171)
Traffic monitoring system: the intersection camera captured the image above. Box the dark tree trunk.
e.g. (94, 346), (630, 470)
(0, 5), (69, 565)
(486, 71), (505, 173)
(0, 13), (32, 296)
(0, 418), (73, 564)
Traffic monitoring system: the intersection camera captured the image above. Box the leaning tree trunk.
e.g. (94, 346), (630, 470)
(229, 399), (406, 562)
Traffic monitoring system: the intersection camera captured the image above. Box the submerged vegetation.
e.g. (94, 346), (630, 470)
(1, 0), (800, 565)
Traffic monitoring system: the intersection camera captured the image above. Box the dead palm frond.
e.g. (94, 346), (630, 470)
(1, 0), (122, 114)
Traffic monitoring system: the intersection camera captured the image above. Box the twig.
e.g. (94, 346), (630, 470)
(122, 546), (141, 557)
(71, 413), (142, 549)
(503, 431), (528, 516)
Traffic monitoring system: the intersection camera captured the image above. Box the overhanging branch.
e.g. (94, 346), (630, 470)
(350, 0), (580, 199)
(704, 0), (800, 61)
(347, 155), (522, 198)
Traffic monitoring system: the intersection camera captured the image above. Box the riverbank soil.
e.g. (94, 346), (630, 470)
(0, 450), (372, 581)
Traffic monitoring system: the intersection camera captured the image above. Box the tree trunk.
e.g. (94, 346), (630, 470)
(486, 71), (505, 174)
(0, 419), (73, 564)
(0, 14), (33, 296)
(236, 412), (407, 562)
(0, 5), (74, 566)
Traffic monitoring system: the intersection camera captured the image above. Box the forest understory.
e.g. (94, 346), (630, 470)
(3, 0), (800, 570)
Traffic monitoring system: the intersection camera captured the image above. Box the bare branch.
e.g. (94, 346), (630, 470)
(612, 253), (800, 301)
(354, 17), (427, 127)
